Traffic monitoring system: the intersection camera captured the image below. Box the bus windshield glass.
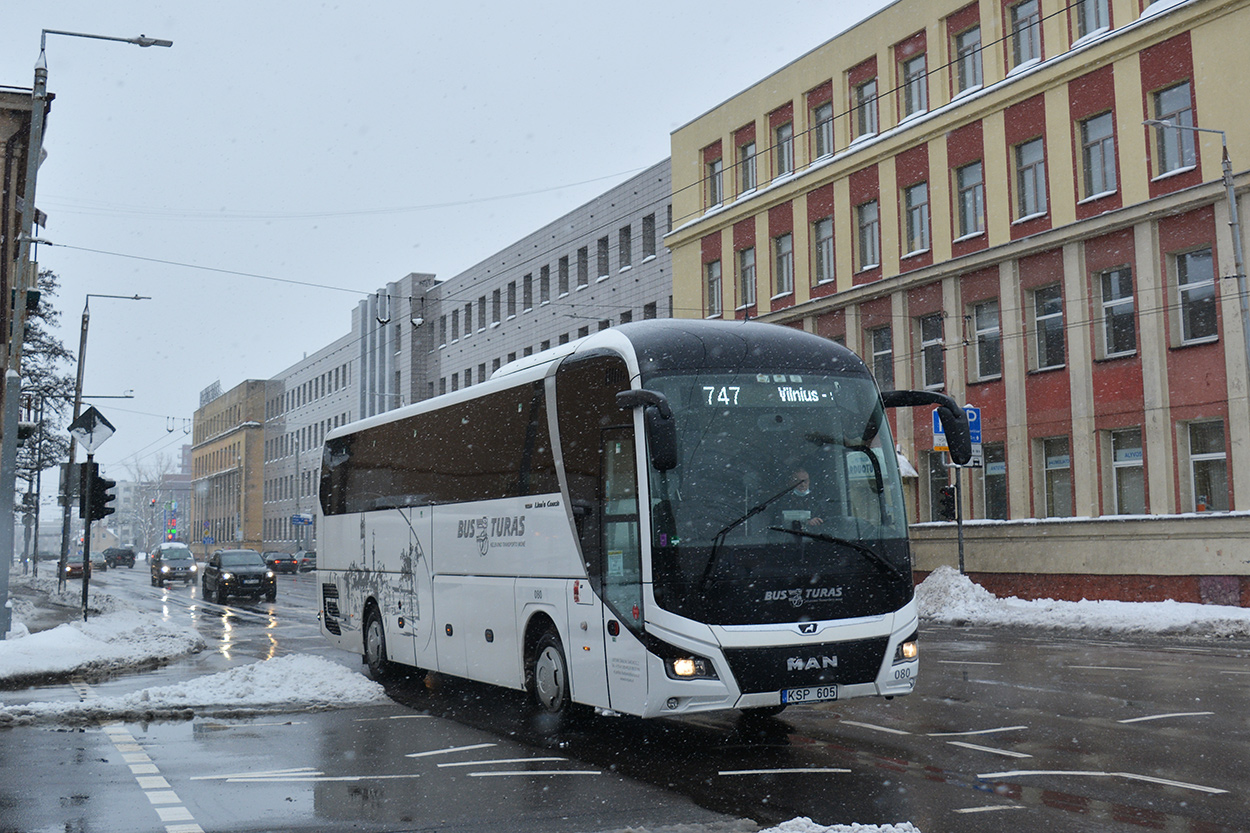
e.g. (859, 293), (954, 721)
(645, 370), (912, 626)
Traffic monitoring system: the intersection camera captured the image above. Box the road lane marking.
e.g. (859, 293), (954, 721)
(192, 767), (321, 780)
(144, 790), (182, 805)
(468, 770), (600, 777)
(224, 774), (424, 782)
(1068, 665), (1142, 671)
(928, 726), (1028, 737)
(954, 806), (1025, 814)
(354, 714), (434, 721)
(438, 757), (568, 767)
(719, 768), (852, 775)
(977, 769), (1227, 795)
(946, 741), (1032, 759)
(406, 742), (496, 758)
(155, 807), (195, 822)
(841, 720), (911, 735)
(935, 660), (1001, 666)
(1117, 711), (1214, 724)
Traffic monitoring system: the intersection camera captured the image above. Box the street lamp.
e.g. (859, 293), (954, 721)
(0, 28), (171, 638)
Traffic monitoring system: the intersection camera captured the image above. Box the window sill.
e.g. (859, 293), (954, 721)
(968, 374), (1002, 385)
(1175, 336), (1219, 349)
(855, 263), (881, 274)
(952, 83), (983, 101)
(770, 291), (795, 301)
(618, 265), (632, 273)
(705, 313), (724, 320)
(1078, 189), (1118, 205)
(1152, 165), (1196, 182)
(1029, 363), (1066, 374)
(952, 230), (985, 244)
(901, 247), (931, 260)
(814, 277), (836, 286)
(1095, 350), (1137, 362)
(596, 275), (610, 283)
(1012, 211), (1048, 225)
(735, 303), (757, 312)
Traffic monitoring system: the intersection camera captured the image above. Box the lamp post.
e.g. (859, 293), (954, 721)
(0, 29), (170, 639)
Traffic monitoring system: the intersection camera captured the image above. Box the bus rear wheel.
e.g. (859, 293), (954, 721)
(530, 631), (570, 716)
(364, 607), (391, 680)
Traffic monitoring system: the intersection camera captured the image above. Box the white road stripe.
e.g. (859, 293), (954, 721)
(225, 774), (424, 782)
(928, 726), (1028, 737)
(954, 806), (1025, 814)
(719, 768), (852, 776)
(406, 742), (496, 758)
(437, 757), (567, 768)
(468, 770), (600, 777)
(1118, 711), (1214, 724)
(1068, 665), (1142, 671)
(947, 741), (1032, 759)
(935, 660), (1001, 666)
(977, 769), (1227, 795)
(841, 720), (911, 735)
(353, 714), (434, 722)
(192, 767), (320, 781)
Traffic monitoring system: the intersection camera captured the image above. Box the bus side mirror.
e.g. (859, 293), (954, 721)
(880, 390), (973, 466)
(617, 389), (677, 472)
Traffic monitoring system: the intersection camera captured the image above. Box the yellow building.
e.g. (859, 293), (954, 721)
(668, 0), (1250, 604)
(189, 380), (269, 557)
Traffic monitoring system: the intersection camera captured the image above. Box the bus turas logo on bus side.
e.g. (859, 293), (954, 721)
(457, 515), (527, 556)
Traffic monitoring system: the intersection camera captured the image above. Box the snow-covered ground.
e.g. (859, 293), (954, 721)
(4, 567), (1250, 833)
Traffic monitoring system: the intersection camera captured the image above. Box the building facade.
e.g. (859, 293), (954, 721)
(189, 380), (268, 557)
(668, 0), (1250, 603)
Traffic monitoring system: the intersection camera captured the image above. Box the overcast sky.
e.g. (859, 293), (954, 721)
(4, 1), (893, 481)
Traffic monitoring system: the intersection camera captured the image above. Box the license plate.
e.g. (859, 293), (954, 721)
(243, 578), (259, 584)
(781, 685), (838, 704)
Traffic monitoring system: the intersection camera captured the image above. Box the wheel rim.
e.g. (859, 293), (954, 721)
(534, 645), (566, 712)
(366, 618), (384, 670)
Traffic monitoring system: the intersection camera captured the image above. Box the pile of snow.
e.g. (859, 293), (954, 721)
(0, 653), (385, 726)
(0, 609), (206, 684)
(917, 565), (1250, 637)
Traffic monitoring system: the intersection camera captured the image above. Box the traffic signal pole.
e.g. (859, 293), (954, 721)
(80, 452), (95, 622)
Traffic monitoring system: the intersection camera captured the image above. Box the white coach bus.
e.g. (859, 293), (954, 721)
(318, 319), (970, 719)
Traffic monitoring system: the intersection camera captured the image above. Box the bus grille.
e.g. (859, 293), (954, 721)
(322, 583), (342, 635)
(722, 637), (889, 694)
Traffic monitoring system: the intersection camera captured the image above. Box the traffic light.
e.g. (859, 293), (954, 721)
(78, 462), (117, 522)
(167, 515), (178, 541)
(938, 484), (957, 521)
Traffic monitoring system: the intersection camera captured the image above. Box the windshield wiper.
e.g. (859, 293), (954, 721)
(767, 526), (904, 581)
(698, 480), (800, 591)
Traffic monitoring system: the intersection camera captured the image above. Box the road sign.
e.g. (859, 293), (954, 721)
(68, 406), (115, 453)
(964, 404), (983, 467)
(931, 408), (948, 452)
(291, 513), (313, 526)
(203, 536), (215, 545)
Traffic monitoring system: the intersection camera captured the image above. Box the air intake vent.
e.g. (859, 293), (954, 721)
(322, 583), (342, 635)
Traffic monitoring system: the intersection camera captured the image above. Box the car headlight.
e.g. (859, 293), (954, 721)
(221, 572), (233, 582)
(161, 565), (170, 573)
(665, 655), (718, 680)
(190, 564), (197, 572)
(266, 570), (275, 579)
(893, 631), (919, 664)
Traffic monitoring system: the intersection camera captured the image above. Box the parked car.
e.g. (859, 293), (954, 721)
(63, 553), (89, 580)
(294, 550), (316, 572)
(263, 551), (299, 574)
(88, 550), (108, 573)
(202, 549), (276, 604)
(150, 542), (197, 587)
(102, 546), (136, 568)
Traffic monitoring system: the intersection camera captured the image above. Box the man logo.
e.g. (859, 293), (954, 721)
(799, 622), (818, 634)
(787, 655), (838, 672)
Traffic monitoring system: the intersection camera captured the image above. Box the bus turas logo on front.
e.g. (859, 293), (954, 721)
(763, 586), (844, 607)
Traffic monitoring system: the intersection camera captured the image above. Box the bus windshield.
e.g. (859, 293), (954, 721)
(645, 370), (912, 626)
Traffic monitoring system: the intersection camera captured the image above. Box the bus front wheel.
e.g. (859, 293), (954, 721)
(364, 607), (391, 680)
(530, 631), (570, 716)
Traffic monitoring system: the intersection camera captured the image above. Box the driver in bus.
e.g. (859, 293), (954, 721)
(773, 467), (825, 530)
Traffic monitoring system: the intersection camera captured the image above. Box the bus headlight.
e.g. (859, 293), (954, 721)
(666, 655), (718, 680)
(893, 632), (919, 663)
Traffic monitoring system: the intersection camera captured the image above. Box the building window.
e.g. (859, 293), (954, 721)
(451, 309), (460, 341)
(1177, 247), (1217, 343)
(855, 79), (878, 138)
(972, 299), (1002, 380)
(1153, 82), (1195, 174)
(738, 247), (756, 308)
(438, 315), (447, 347)
(983, 442), (1008, 519)
(813, 217), (835, 285)
(856, 200), (880, 271)
(903, 181), (930, 254)
(1015, 138), (1047, 218)
(642, 213), (656, 259)
(954, 26), (982, 93)
(955, 161), (985, 238)
(901, 53), (928, 118)
(927, 452), (949, 522)
(739, 141), (757, 192)
(813, 102), (834, 159)
(619, 225), (632, 269)
(1077, 0), (1110, 38)
(1109, 427), (1145, 515)
(706, 260), (722, 317)
(774, 233), (794, 296)
(775, 122), (794, 177)
(492, 289), (501, 325)
(559, 256), (570, 295)
(1010, 0), (1041, 68)
(707, 156), (724, 207)
(1100, 266), (1136, 357)
(1081, 112), (1117, 198)
(1042, 436), (1073, 518)
(920, 313), (945, 390)
(577, 246), (589, 288)
(870, 326), (894, 390)
(540, 265), (550, 304)
(1188, 420), (1227, 512)
(597, 236), (610, 278)
(1033, 285), (1065, 369)
(507, 281), (517, 318)
(523, 274), (533, 311)
(644, 301), (657, 320)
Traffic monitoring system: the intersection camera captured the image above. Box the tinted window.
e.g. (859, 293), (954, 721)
(221, 552), (264, 567)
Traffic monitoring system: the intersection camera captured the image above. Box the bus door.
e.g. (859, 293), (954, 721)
(600, 426), (649, 714)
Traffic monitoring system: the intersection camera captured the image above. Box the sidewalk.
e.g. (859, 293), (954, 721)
(5, 572), (89, 637)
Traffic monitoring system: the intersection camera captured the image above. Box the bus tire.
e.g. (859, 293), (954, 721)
(530, 631), (570, 716)
(364, 606), (391, 681)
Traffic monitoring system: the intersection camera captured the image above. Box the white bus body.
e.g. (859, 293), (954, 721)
(318, 320), (967, 719)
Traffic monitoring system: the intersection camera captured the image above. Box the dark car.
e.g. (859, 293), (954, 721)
(150, 542), (197, 587)
(294, 550), (316, 572)
(263, 551), (299, 574)
(102, 546), (136, 568)
(63, 553), (89, 580)
(202, 549), (276, 604)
